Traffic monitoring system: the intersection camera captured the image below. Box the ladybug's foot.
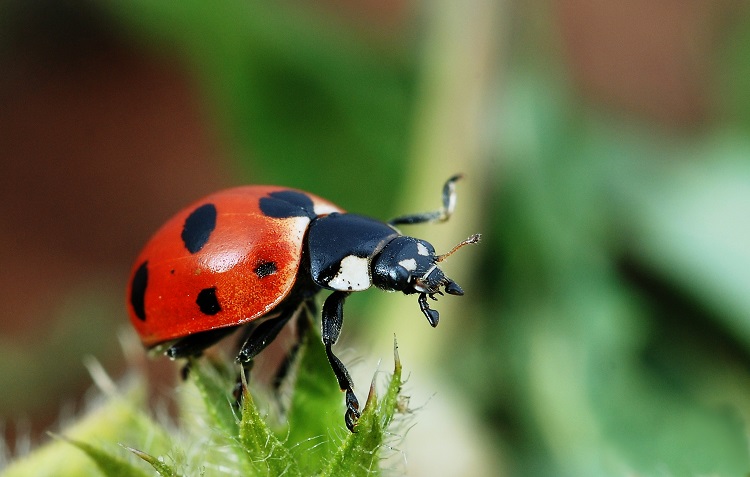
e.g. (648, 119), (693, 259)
(180, 361), (193, 381)
(325, 342), (360, 431)
(232, 360), (254, 407)
(344, 388), (361, 432)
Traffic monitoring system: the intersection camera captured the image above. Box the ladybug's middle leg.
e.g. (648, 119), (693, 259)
(231, 302), (302, 404)
(236, 301), (302, 365)
(321, 290), (360, 432)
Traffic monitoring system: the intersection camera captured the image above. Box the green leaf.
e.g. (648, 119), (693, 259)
(57, 435), (152, 477)
(285, 318), (346, 473)
(237, 380), (301, 476)
(187, 358), (239, 436)
(379, 337), (403, 431)
(320, 338), (403, 477)
(122, 445), (182, 477)
(3, 317), (410, 476)
(1, 383), (171, 477)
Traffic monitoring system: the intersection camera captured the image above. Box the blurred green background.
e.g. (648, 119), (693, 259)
(2, 0), (750, 475)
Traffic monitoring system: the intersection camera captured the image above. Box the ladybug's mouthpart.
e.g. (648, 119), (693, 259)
(414, 267), (463, 327)
(411, 234), (480, 327)
(371, 233), (478, 328)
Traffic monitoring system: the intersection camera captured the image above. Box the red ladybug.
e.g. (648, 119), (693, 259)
(127, 175), (479, 431)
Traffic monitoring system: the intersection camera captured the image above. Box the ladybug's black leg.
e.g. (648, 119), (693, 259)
(231, 303), (302, 404)
(166, 325), (241, 360)
(236, 302), (302, 364)
(321, 291), (360, 431)
(418, 292), (440, 327)
(387, 174), (462, 226)
(165, 326), (241, 381)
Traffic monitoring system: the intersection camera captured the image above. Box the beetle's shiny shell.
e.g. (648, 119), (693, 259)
(127, 186), (342, 347)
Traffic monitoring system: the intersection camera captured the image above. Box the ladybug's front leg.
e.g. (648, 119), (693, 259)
(321, 290), (360, 432)
(387, 174), (462, 226)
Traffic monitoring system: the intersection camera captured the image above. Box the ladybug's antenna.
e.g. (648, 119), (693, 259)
(436, 234), (481, 262)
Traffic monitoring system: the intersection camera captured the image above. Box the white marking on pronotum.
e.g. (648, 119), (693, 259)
(313, 203), (341, 216)
(416, 242), (430, 256)
(398, 258), (417, 271)
(328, 255), (371, 291)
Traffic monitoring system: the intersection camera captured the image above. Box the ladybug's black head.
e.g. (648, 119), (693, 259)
(371, 234), (480, 327)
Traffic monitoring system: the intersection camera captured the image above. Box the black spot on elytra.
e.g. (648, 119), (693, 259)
(254, 260), (277, 278)
(259, 190), (316, 219)
(130, 261), (148, 321)
(196, 287), (221, 315)
(182, 203), (217, 254)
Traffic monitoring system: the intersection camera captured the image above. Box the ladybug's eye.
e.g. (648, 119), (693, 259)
(388, 266), (410, 290)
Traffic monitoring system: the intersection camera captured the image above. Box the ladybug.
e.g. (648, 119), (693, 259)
(127, 174), (479, 431)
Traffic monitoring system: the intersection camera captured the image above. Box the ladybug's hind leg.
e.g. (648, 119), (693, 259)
(167, 326), (241, 359)
(165, 326), (241, 380)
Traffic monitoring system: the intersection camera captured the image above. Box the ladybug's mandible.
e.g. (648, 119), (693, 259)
(127, 175), (479, 431)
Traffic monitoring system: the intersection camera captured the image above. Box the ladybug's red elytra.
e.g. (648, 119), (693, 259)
(127, 175), (479, 431)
